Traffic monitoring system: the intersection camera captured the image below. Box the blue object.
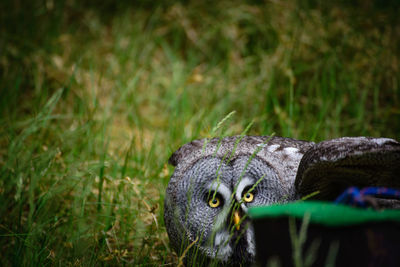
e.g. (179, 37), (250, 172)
(335, 187), (400, 207)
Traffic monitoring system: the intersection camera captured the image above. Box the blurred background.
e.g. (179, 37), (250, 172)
(1, 0), (399, 265)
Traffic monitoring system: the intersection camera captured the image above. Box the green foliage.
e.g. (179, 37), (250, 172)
(1, 0), (399, 265)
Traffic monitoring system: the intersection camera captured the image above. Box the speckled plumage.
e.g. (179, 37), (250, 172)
(295, 137), (400, 199)
(164, 135), (400, 265)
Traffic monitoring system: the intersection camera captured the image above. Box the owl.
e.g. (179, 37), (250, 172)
(164, 136), (400, 266)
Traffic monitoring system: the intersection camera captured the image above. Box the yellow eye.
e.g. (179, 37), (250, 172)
(208, 197), (221, 208)
(243, 192), (254, 203)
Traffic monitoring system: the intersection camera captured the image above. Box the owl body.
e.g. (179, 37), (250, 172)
(164, 135), (400, 265)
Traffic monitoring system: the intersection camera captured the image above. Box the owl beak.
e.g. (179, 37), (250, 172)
(233, 210), (241, 230)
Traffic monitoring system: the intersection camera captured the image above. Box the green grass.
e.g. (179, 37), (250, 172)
(1, 0), (400, 265)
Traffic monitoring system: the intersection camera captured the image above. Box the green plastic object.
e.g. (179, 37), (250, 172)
(248, 201), (400, 227)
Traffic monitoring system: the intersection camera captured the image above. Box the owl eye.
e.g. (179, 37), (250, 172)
(243, 191), (254, 203)
(207, 192), (222, 208)
(208, 197), (221, 208)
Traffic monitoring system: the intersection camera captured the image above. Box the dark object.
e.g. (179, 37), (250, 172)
(249, 201), (400, 267)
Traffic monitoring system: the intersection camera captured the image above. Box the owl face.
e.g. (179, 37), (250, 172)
(164, 136), (313, 265)
(172, 156), (285, 264)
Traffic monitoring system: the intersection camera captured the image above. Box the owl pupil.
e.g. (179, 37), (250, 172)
(212, 199), (217, 204)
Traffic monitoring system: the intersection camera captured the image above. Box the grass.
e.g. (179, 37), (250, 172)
(1, 0), (400, 265)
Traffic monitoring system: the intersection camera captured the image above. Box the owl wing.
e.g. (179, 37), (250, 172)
(295, 137), (400, 200)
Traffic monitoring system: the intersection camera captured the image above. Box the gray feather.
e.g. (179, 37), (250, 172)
(295, 137), (400, 199)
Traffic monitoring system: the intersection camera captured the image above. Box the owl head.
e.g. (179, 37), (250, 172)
(164, 136), (313, 265)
